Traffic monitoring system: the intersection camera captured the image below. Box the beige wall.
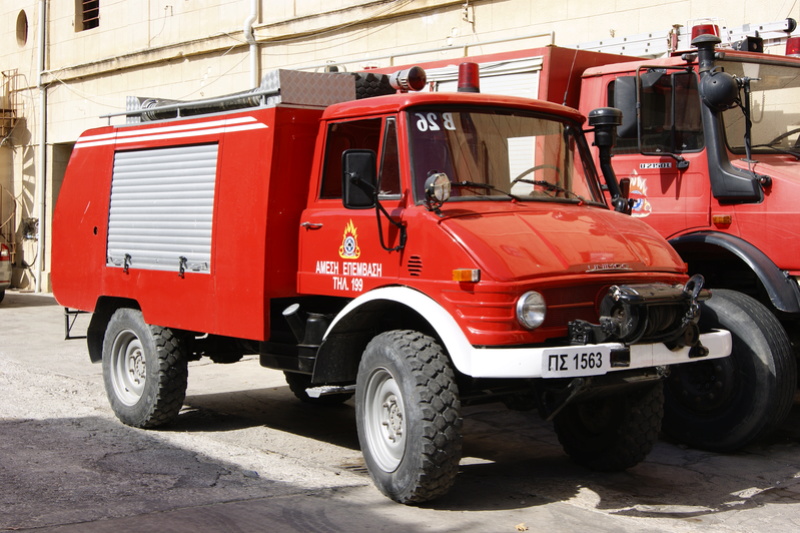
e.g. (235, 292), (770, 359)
(0, 0), (797, 291)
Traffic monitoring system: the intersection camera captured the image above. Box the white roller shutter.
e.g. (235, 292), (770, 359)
(107, 143), (218, 274)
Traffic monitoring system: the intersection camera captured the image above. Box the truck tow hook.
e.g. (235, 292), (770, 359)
(680, 274), (707, 333)
(672, 274), (710, 355)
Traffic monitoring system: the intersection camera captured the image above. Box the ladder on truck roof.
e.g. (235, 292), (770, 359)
(292, 18), (799, 73)
(575, 18), (798, 57)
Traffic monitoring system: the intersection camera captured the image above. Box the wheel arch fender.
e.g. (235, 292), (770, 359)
(670, 231), (800, 314)
(87, 296), (141, 363)
(311, 287), (473, 383)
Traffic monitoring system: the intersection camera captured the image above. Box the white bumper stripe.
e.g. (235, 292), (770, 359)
(467, 329), (732, 378)
(326, 287), (732, 379)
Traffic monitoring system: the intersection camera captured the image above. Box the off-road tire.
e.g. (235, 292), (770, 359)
(284, 371), (353, 405)
(355, 330), (462, 504)
(554, 381), (663, 471)
(354, 72), (395, 99)
(663, 289), (796, 451)
(102, 308), (188, 428)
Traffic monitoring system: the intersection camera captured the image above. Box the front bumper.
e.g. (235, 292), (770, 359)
(465, 329), (731, 379)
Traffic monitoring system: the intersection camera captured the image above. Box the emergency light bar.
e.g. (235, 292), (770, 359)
(457, 62), (481, 93)
(787, 36), (800, 57)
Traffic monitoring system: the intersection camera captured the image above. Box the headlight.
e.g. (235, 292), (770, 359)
(516, 291), (546, 329)
(425, 172), (451, 203)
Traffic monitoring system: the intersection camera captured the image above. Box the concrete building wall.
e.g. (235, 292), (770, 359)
(0, 0), (797, 292)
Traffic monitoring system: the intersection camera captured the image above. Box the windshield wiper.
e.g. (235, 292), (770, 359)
(511, 178), (589, 204)
(451, 180), (522, 200)
(748, 144), (800, 161)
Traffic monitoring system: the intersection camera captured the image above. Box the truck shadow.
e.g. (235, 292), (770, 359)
(177, 386), (800, 516)
(174, 388), (361, 450)
(436, 399), (800, 513)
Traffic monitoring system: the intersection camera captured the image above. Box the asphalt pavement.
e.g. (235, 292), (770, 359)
(2, 291), (800, 532)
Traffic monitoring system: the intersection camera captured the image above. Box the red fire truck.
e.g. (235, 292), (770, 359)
(395, 20), (800, 453)
(51, 65), (730, 503)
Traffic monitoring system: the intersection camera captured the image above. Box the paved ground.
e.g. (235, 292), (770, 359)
(1, 291), (800, 532)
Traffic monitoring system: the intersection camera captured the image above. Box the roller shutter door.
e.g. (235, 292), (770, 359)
(106, 143), (218, 274)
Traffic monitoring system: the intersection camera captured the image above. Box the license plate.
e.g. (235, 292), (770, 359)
(541, 347), (610, 378)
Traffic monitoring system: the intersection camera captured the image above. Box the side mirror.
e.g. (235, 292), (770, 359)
(342, 149), (376, 209)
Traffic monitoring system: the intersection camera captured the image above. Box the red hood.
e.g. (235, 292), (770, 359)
(440, 203), (684, 281)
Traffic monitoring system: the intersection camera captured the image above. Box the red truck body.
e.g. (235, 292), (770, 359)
(51, 67), (730, 503)
(54, 106), (320, 340)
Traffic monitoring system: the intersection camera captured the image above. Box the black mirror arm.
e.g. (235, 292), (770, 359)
(375, 196), (407, 252)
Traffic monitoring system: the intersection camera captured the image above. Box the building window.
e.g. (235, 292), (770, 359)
(76, 0), (99, 32)
(16, 11), (28, 46)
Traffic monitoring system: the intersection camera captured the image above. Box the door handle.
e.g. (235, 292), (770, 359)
(301, 221), (323, 229)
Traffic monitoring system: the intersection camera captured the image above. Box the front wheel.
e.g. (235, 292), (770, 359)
(663, 289), (796, 451)
(554, 381), (663, 471)
(355, 330), (462, 504)
(102, 308), (188, 428)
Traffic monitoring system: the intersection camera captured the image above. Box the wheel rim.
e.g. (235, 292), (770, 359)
(109, 329), (147, 406)
(667, 357), (736, 413)
(363, 366), (405, 472)
(573, 399), (615, 435)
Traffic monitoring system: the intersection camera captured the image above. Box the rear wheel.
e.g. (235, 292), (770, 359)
(554, 381), (663, 471)
(102, 308), (188, 428)
(356, 330), (462, 504)
(663, 289), (796, 451)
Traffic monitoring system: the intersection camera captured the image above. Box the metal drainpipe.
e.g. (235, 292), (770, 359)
(244, 0), (260, 88)
(35, 0), (47, 293)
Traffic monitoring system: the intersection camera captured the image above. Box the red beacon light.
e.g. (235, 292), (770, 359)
(787, 36), (800, 57)
(388, 66), (427, 92)
(691, 23), (720, 41)
(457, 62), (480, 93)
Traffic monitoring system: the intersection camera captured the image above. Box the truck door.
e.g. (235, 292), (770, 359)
(298, 116), (404, 297)
(609, 70), (712, 236)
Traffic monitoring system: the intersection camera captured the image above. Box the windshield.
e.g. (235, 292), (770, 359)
(407, 107), (605, 205)
(721, 59), (800, 154)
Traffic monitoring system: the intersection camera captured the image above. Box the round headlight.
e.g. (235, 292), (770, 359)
(425, 172), (451, 203)
(516, 291), (546, 329)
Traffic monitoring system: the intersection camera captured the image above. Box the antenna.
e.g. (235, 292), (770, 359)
(562, 49), (579, 106)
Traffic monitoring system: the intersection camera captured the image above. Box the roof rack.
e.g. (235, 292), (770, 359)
(102, 69), (356, 125)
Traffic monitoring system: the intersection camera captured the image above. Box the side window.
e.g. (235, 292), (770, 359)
(609, 72), (704, 155)
(320, 118), (384, 199)
(379, 118), (401, 197)
(608, 81), (639, 155)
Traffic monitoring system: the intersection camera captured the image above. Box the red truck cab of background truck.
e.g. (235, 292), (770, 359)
(51, 66), (730, 504)
(392, 27), (800, 453)
(579, 34), (800, 452)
